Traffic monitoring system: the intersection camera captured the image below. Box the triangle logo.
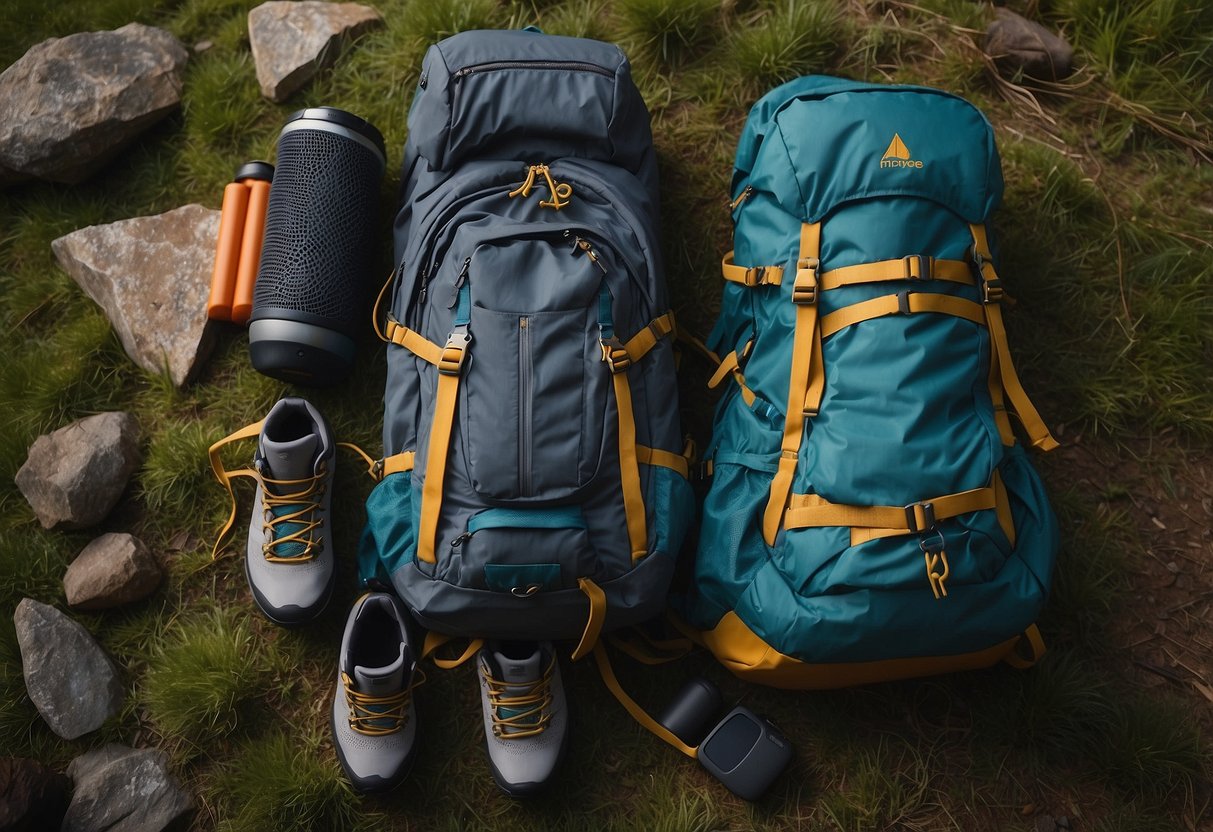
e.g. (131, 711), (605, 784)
(882, 133), (910, 160)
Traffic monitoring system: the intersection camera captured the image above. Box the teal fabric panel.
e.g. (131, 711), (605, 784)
(484, 563), (563, 592)
(357, 472), (416, 586)
(647, 465), (696, 559)
(468, 506), (586, 532)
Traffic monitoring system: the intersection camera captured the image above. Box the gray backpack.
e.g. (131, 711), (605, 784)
(358, 30), (694, 658)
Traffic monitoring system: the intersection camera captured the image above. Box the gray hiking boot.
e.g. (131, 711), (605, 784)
(331, 592), (420, 793)
(477, 641), (568, 796)
(246, 397), (335, 625)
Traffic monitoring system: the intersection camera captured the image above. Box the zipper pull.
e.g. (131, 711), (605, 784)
(728, 184), (753, 212)
(451, 532), (472, 548)
(569, 234), (607, 274)
(417, 262), (429, 305)
(447, 258), (471, 308)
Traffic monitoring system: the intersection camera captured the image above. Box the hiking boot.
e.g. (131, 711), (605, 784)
(246, 396), (335, 625)
(331, 591), (421, 793)
(477, 641), (568, 796)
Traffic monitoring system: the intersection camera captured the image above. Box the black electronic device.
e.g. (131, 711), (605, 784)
(248, 107), (386, 386)
(656, 677), (793, 800)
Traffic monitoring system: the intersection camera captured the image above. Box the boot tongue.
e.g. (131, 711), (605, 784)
(353, 643), (407, 693)
(493, 649), (542, 688)
(261, 434), (318, 485)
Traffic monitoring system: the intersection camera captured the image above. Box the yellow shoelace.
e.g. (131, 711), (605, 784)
(259, 468), (326, 563)
(342, 669), (424, 736)
(482, 657), (555, 740)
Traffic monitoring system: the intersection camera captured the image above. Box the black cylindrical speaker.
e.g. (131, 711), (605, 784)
(249, 107), (386, 386)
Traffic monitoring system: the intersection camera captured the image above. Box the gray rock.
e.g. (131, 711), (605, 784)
(52, 205), (220, 387)
(0, 23), (188, 187)
(983, 9), (1074, 81)
(0, 756), (70, 831)
(14, 412), (141, 531)
(12, 599), (124, 740)
(64, 744), (192, 832)
(64, 533), (162, 611)
(248, 1), (384, 102)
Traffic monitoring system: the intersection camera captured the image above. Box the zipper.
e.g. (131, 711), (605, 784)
(729, 184), (753, 212)
(566, 231), (608, 274)
(519, 316), (533, 497)
(447, 258), (471, 308)
(453, 60), (613, 80)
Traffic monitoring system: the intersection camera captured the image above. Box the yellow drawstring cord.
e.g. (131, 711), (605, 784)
(509, 164), (572, 210)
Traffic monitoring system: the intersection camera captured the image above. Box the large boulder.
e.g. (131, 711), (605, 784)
(0, 24), (188, 187)
(248, 1), (383, 102)
(12, 599), (125, 740)
(64, 533), (162, 611)
(0, 757), (71, 832)
(14, 412), (141, 531)
(63, 745), (192, 832)
(52, 204), (220, 387)
(983, 9), (1075, 81)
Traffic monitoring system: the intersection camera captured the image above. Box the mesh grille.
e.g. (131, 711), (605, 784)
(255, 128), (383, 330)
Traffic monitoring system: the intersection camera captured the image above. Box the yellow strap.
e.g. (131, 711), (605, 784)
(605, 630), (695, 666)
(372, 269), (395, 343)
(591, 642), (699, 759)
(571, 577), (607, 661)
(385, 319), (445, 367)
(819, 256), (974, 290)
(623, 312), (676, 364)
(422, 632), (484, 669)
(336, 441), (379, 480)
(707, 350), (741, 389)
(970, 225), (1059, 452)
(381, 451), (416, 477)
(1003, 624), (1046, 669)
(819, 292), (987, 340)
(416, 338), (467, 564)
(610, 370), (648, 560)
(721, 250), (784, 287)
(763, 222), (821, 545)
(785, 485), (996, 531)
(207, 420), (266, 559)
(636, 445), (690, 479)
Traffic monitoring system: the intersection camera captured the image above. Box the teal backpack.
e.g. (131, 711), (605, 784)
(676, 76), (1060, 688)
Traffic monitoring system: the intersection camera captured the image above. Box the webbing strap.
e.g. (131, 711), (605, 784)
(385, 319), (444, 367)
(707, 350), (742, 389)
(636, 445), (691, 479)
(970, 225), (1059, 452)
(416, 330), (469, 564)
(381, 451), (415, 477)
(611, 370), (648, 560)
(372, 269), (394, 342)
(1003, 624), (1046, 669)
(591, 643), (699, 759)
(571, 577), (607, 661)
(819, 256), (975, 290)
(422, 632), (484, 669)
(207, 420), (265, 559)
(785, 485), (996, 532)
(819, 292), (987, 340)
(763, 222), (821, 545)
(623, 312), (676, 364)
(721, 250), (784, 287)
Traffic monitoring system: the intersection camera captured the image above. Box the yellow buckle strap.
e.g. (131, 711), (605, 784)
(763, 222), (823, 545)
(784, 485), (997, 532)
(622, 311), (676, 363)
(818, 255), (975, 290)
(1003, 624), (1047, 669)
(422, 632), (484, 669)
(379, 451), (415, 479)
(636, 444), (691, 479)
(385, 318), (445, 367)
(819, 291), (988, 340)
(591, 642), (698, 759)
(416, 332), (469, 564)
(970, 224), (1059, 452)
(610, 369), (648, 560)
(721, 250), (784, 287)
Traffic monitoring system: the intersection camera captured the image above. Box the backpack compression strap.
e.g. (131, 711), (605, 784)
(763, 222), (824, 546)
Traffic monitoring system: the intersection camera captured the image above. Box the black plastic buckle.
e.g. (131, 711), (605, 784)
(903, 254), (934, 280)
(896, 291), (912, 314)
(904, 501), (937, 533)
(982, 277), (1004, 304)
(747, 266), (766, 287)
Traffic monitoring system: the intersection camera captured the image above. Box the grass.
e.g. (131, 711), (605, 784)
(1, 0), (1211, 829)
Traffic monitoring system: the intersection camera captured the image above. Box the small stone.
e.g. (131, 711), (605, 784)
(1166, 561), (1180, 574)
(248, 1), (384, 102)
(52, 205), (220, 387)
(0, 24), (188, 187)
(64, 533), (162, 611)
(0, 757), (71, 831)
(983, 9), (1074, 81)
(12, 599), (124, 740)
(14, 412), (141, 530)
(63, 744), (191, 832)
(194, 40), (214, 53)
